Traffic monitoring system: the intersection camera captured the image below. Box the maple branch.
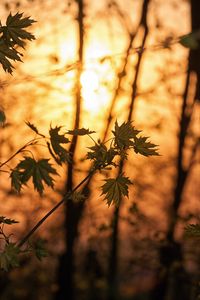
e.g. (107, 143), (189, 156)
(17, 170), (94, 248)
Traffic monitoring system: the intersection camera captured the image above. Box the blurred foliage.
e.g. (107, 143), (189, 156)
(179, 31), (200, 49)
(185, 224), (200, 237)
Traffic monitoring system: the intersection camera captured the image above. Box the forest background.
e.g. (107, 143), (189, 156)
(0, 0), (199, 300)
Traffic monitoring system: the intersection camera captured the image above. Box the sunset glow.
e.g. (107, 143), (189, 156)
(1, 1), (199, 299)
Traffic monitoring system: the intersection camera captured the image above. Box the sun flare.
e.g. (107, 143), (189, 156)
(80, 69), (102, 112)
(58, 40), (116, 113)
(80, 70), (99, 92)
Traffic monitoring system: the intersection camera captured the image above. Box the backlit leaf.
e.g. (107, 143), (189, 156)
(133, 136), (159, 156)
(101, 174), (132, 206)
(5, 12), (36, 47)
(11, 157), (58, 195)
(112, 121), (140, 149)
(0, 12), (36, 73)
(0, 243), (20, 271)
(49, 126), (71, 164)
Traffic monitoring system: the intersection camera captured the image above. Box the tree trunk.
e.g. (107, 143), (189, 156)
(55, 1), (84, 299)
(151, 1), (200, 299)
(107, 1), (150, 299)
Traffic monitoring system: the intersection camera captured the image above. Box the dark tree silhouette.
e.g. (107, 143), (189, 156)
(151, 1), (200, 299)
(55, 1), (85, 299)
(106, 1), (150, 299)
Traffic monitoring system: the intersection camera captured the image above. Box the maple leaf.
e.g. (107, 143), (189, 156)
(0, 12), (36, 73)
(4, 12), (36, 48)
(112, 121), (140, 150)
(133, 136), (159, 156)
(67, 128), (95, 136)
(101, 174), (132, 206)
(49, 126), (71, 164)
(10, 157), (58, 195)
(0, 243), (20, 271)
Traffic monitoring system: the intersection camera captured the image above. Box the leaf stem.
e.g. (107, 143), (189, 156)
(0, 138), (41, 168)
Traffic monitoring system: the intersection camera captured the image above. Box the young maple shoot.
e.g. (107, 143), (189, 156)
(0, 11), (160, 271)
(1, 9), (199, 274)
(0, 120), (159, 270)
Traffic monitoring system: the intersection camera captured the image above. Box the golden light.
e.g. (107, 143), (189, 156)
(80, 69), (101, 112)
(80, 69), (99, 91)
(56, 36), (117, 114)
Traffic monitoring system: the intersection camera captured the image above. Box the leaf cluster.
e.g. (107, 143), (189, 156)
(8, 124), (97, 194)
(87, 141), (117, 169)
(3, 120), (159, 207)
(86, 121), (159, 205)
(112, 121), (159, 157)
(0, 11), (160, 271)
(0, 239), (49, 271)
(1, 120), (160, 268)
(0, 12), (36, 73)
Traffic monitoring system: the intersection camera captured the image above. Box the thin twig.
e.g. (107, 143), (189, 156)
(17, 170), (94, 248)
(0, 137), (43, 169)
